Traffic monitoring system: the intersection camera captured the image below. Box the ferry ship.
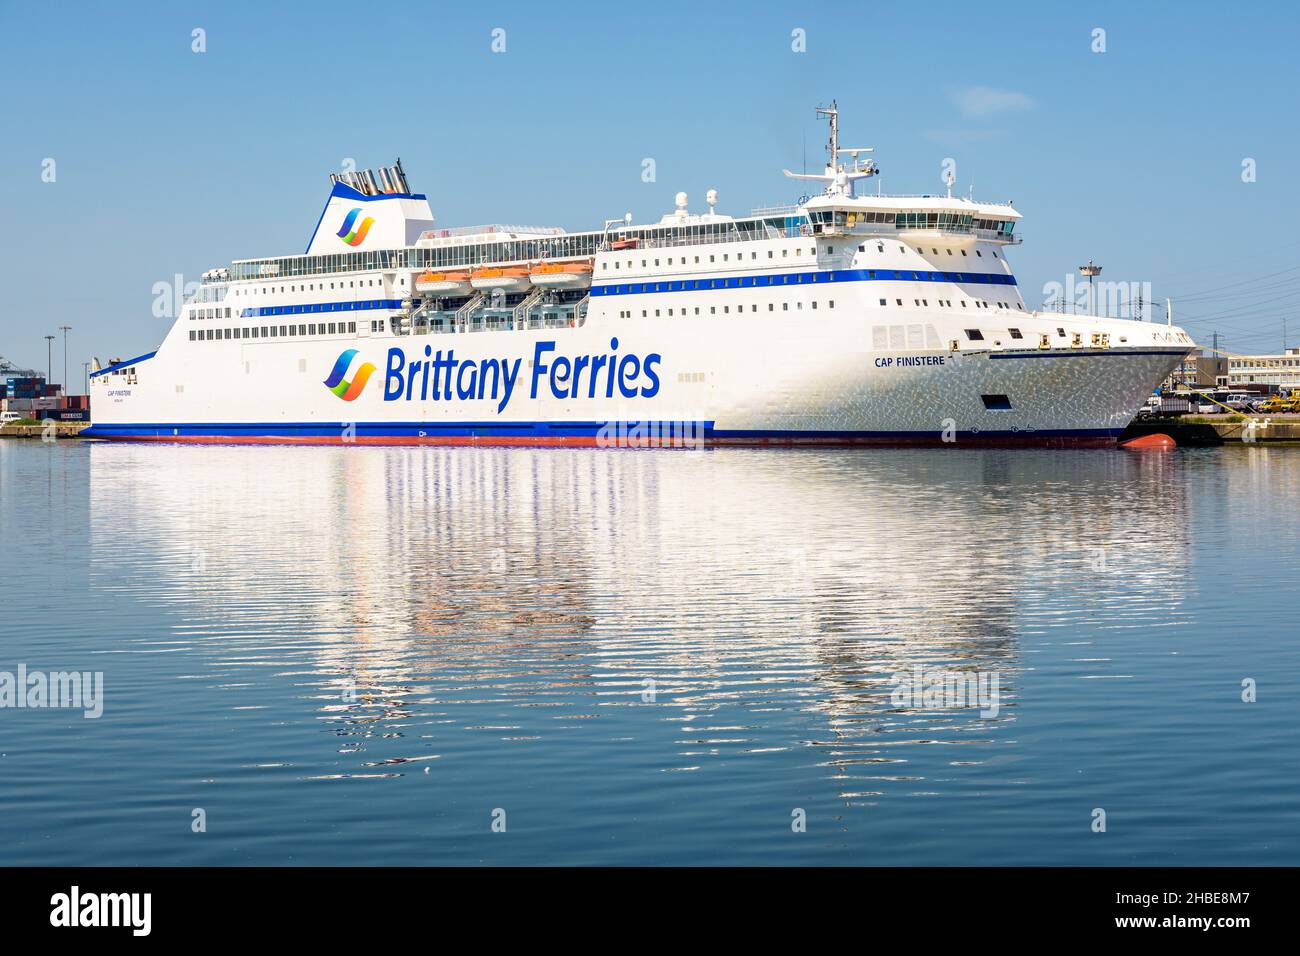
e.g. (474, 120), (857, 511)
(85, 105), (1195, 447)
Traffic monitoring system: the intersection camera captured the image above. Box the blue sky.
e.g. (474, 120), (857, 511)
(2, 0), (1298, 382)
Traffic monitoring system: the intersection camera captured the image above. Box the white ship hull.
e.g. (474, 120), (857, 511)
(85, 307), (1191, 447)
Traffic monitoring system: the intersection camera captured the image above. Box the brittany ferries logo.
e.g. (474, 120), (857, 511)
(336, 207), (375, 247)
(324, 349), (376, 401)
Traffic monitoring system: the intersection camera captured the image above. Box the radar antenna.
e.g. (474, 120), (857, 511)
(782, 100), (878, 197)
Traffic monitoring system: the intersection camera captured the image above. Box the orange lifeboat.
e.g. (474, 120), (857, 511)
(415, 270), (472, 295)
(470, 265), (531, 293)
(529, 259), (594, 290)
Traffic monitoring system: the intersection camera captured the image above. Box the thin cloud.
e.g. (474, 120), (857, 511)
(954, 87), (1036, 118)
(923, 129), (996, 147)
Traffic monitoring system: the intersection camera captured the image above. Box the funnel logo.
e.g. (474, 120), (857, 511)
(336, 207), (375, 247)
(324, 349), (376, 401)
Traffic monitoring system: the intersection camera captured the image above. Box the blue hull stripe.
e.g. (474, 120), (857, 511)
(88, 351), (158, 380)
(81, 420), (1123, 441)
(241, 298), (404, 318)
(592, 267), (1017, 298)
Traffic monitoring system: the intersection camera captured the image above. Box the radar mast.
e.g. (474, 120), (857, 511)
(783, 100), (878, 197)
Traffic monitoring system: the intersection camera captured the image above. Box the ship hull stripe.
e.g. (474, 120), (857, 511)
(591, 267), (1018, 297)
(81, 421), (1123, 448)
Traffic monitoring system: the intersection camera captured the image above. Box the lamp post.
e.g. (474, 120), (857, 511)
(1078, 260), (1102, 316)
(44, 334), (55, 383)
(59, 325), (71, 395)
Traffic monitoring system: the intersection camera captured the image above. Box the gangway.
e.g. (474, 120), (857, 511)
(454, 293), (486, 333)
(512, 287), (545, 330)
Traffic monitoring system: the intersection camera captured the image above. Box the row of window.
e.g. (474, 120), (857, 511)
(607, 245), (810, 271)
(614, 300), (836, 319)
(232, 277), (388, 297)
(188, 321), (358, 342)
(965, 328), (1025, 341)
(881, 298), (1023, 311)
(807, 210), (1016, 236)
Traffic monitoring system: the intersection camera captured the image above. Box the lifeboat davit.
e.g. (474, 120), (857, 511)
(530, 259), (594, 290)
(415, 270), (472, 295)
(470, 265), (531, 293)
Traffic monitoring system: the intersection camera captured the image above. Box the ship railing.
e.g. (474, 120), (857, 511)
(861, 194), (1018, 206)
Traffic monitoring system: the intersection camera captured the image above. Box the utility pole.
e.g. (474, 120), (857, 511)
(59, 325), (71, 395)
(44, 334), (55, 383)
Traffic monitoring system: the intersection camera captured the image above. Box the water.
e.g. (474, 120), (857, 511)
(1, 439), (1297, 865)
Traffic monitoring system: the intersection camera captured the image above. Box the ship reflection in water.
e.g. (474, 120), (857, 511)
(77, 442), (1296, 864)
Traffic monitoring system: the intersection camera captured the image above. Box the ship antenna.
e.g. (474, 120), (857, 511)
(783, 100), (876, 198)
(815, 100), (839, 174)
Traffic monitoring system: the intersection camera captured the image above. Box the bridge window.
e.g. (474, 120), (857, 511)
(965, 329), (984, 341)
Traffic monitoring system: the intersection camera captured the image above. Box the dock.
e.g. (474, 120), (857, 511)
(1123, 416), (1300, 445)
(0, 422), (92, 439)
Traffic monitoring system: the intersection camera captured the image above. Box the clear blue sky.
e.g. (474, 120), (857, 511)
(2, 0), (1298, 383)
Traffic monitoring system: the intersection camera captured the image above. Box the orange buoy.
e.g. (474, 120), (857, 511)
(1120, 433), (1177, 450)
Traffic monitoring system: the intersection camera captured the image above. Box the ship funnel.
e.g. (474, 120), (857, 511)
(390, 158), (409, 193)
(306, 160), (433, 254)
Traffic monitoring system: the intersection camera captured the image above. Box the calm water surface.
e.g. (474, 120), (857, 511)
(1, 439), (1297, 865)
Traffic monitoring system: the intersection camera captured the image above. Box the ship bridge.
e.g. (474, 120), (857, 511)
(786, 100), (1022, 246)
(804, 194), (1021, 246)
